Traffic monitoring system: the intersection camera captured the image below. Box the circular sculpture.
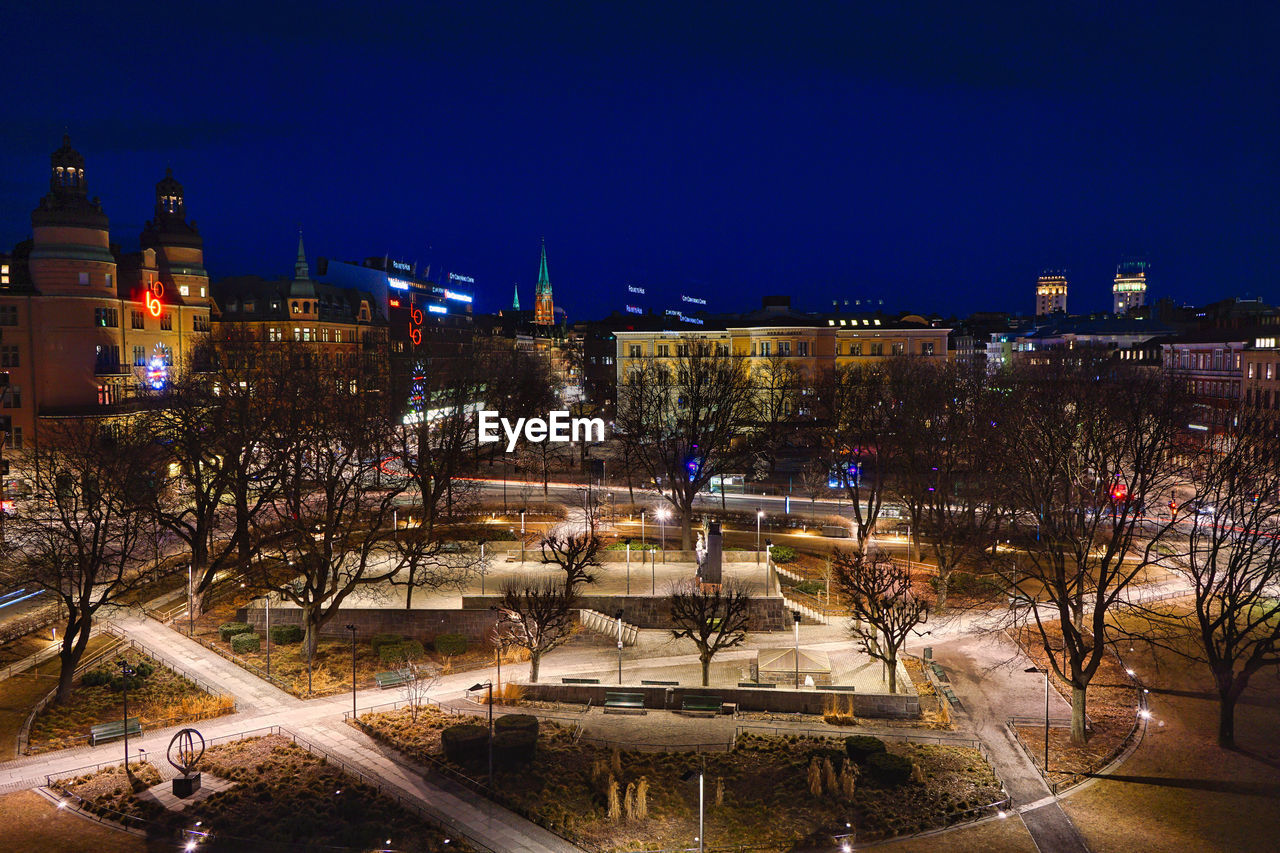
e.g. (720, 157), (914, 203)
(167, 728), (205, 775)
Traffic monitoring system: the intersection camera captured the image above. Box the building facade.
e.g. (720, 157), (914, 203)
(1243, 334), (1280, 413)
(1113, 260), (1149, 314)
(0, 137), (212, 452)
(1036, 271), (1068, 316)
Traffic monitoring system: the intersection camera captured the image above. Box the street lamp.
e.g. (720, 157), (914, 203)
(264, 595), (271, 677)
(793, 611), (802, 689)
(615, 608), (625, 684)
(346, 625), (357, 720)
(520, 509), (526, 565)
(478, 540), (488, 596)
(657, 508), (670, 564)
(469, 681), (494, 786)
(764, 538), (773, 595)
(187, 563), (194, 636)
(756, 510), (764, 565)
(640, 510), (646, 565)
(625, 538), (631, 596)
(1025, 666), (1050, 773)
(681, 764), (705, 853)
(117, 659), (136, 771)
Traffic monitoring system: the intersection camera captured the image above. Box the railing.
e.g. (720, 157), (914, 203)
(0, 624), (107, 682)
(734, 723), (982, 748)
(17, 630), (129, 754)
(579, 608), (639, 646)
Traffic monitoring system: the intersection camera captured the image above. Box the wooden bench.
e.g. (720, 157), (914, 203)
(681, 695), (722, 716)
(640, 679), (679, 686)
(90, 717), (141, 746)
(737, 681), (775, 689)
(817, 685), (857, 692)
(375, 669), (412, 689)
(603, 692), (646, 715)
(562, 677), (601, 684)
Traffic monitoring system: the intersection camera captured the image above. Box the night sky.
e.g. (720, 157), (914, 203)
(1, 2), (1276, 321)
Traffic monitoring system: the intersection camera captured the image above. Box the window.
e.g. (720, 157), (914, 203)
(179, 285), (190, 296)
(162, 345), (173, 366)
(160, 313), (172, 331)
(677, 344), (690, 357)
(79, 272), (90, 286)
(921, 342), (935, 355)
(269, 327), (281, 342)
(1, 263), (8, 286)
(9, 426), (21, 450)
(193, 314), (210, 332)
(105, 273), (113, 288)
(1269, 364), (1275, 381)
(2, 385), (19, 408)
(321, 327), (330, 342)
(778, 341), (791, 357)
(133, 345), (145, 366)
(0, 306), (14, 326)
(629, 344), (642, 358)
(131, 310), (144, 329)
(335, 329), (342, 343)
(797, 341), (809, 357)
(760, 341), (771, 357)
(849, 342), (862, 356)
(0, 346), (18, 367)
(302, 328), (313, 342)
(292, 302), (301, 314)
(94, 307), (118, 327)
(200, 287), (207, 298)
(656, 344), (669, 357)
(870, 343), (884, 356)
(891, 342), (904, 356)
(294, 328), (302, 342)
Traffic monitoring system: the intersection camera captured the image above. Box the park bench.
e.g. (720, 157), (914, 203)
(603, 692), (646, 715)
(640, 679), (679, 686)
(375, 669), (412, 689)
(930, 663), (949, 683)
(680, 695), (722, 716)
(817, 685), (857, 692)
(562, 677), (600, 684)
(737, 681), (775, 689)
(90, 717), (141, 746)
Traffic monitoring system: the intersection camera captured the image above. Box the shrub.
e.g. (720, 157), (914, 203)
(493, 729), (537, 766)
(268, 624), (304, 645)
(794, 579), (825, 596)
(441, 724), (489, 766)
(434, 633), (468, 657)
(81, 669), (111, 687)
(231, 633), (262, 654)
(769, 545), (797, 563)
(845, 735), (887, 764)
(494, 714), (538, 737)
(867, 751), (914, 786)
(379, 640), (426, 664)
(219, 622), (253, 642)
(370, 633), (403, 655)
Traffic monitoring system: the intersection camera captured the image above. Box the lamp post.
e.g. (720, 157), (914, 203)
(393, 508), (398, 541)
(470, 681), (494, 786)
(1025, 666), (1050, 772)
(793, 611), (802, 689)
(187, 563), (194, 636)
(640, 511), (646, 564)
(764, 538), (773, 595)
(615, 608), (625, 684)
(117, 660), (135, 771)
(756, 510), (764, 564)
(682, 765), (705, 853)
(264, 596), (271, 677)
(479, 540), (487, 595)
(346, 625), (357, 720)
(520, 509), (526, 564)
(625, 538), (631, 595)
(657, 508), (670, 564)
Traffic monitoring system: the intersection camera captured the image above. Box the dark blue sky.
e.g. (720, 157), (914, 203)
(2, 2), (1276, 320)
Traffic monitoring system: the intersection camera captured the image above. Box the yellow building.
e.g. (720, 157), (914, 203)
(0, 137), (212, 452)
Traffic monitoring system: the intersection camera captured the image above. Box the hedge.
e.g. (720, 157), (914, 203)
(231, 633), (261, 654)
(845, 735), (887, 764)
(494, 714), (539, 738)
(493, 729), (537, 766)
(219, 622), (253, 642)
(82, 669), (111, 687)
(379, 639), (426, 664)
(867, 751), (914, 786)
(769, 544), (797, 563)
(268, 624), (304, 645)
(441, 724), (489, 766)
(433, 633), (468, 657)
(370, 633), (403, 655)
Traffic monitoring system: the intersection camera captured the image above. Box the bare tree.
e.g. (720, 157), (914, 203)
(495, 578), (577, 683)
(540, 532), (602, 594)
(0, 419), (170, 701)
(1123, 405), (1280, 747)
(616, 348), (758, 549)
(999, 356), (1188, 743)
(830, 550), (928, 693)
(668, 579), (754, 686)
(752, 352), (807, 483)
(397, 655), (441, 722)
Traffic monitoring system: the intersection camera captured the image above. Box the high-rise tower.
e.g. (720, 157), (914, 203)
(534, 240), (554, 326)
(1035, 270), (1068, 315)
(1113, 260), (1148, 314)
(140, 167), (210, 303)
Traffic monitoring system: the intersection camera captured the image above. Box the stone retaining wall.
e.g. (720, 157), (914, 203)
(518, 682), (920, 719)
(460, 594), (787, 632)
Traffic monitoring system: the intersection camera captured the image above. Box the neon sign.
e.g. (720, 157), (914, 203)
(447, 273), (475, 284)
(409, 306), (423, 346)
(681, 294), (706, 305)
(388, 276), (411, 291)
(145, 281), (164, 317)
(443, 289), (473, 303)
(428, 304), (447, 314)
(390, 259), (412, 272)
(626, 305), (643, 315)
(146, 354), (168, 390)
(628, 285), (645, 294)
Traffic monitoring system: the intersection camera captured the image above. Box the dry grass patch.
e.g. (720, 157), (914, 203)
(0, 790), (146, 853)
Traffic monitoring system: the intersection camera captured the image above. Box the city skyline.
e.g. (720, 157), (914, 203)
(1, 2), (1276, 320)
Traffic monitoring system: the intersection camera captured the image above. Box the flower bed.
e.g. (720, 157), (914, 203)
(356, 708), (1005, 851)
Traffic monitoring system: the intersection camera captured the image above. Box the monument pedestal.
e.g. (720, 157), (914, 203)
(172, 772), (202, 798)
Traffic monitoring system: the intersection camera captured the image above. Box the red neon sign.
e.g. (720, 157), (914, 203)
(145, 281), (164, 317)
(409, 306), (423, 346)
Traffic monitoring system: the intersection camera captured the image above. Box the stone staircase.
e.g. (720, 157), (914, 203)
(579, 609), (639, 646)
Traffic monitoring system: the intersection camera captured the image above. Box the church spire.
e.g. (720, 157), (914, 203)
(295, 230), (309, 280)
(512, 281), (521, 311)
(534, 239), (554, 326)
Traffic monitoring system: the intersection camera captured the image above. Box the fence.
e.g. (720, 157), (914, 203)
(16, 629), (129, 755)
(0, 624), (108, 682)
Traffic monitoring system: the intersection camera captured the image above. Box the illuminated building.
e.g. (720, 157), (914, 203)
(534, 240), (555, 326)
(1113, 260), (1148, 314)
(1244, 335), (1280, 413)
(1035, 270), (1068, 315)
(0, 137), (212, 452)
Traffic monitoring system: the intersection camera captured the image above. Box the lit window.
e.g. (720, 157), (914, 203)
(179, 285), (189, 296)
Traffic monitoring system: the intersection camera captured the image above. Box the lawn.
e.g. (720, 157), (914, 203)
(0, 790), (145, 853)
(355, 707), (1005, 852)
(27, 647), (234, 754)
(52, 734), (465, 852)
